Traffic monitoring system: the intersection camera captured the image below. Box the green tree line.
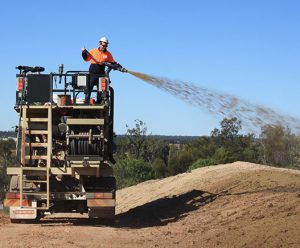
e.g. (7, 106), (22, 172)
(114, 118), (300, 188)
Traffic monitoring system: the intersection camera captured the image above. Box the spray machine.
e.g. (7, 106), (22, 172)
(5, 62), (126, 222)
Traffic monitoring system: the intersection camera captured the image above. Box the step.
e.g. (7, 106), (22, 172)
(25, 155), (48, 160)
(23, 180), (48, 183)
(22, 167), (48, 171)
(25, 118), (49, 122)
(25, 130), (49, 135)
(25, 143), (49, 147)
(66, 118), (104, 125)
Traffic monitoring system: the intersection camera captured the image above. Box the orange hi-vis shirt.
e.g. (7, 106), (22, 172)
(85, 48), (115, 64)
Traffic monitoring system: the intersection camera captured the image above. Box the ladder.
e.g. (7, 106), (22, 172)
(19, 105), (52, 210)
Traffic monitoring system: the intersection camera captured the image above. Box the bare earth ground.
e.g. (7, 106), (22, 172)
(0, 161), (299, 248)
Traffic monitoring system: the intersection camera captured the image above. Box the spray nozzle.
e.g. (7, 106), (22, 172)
(58, 64), (64, 84)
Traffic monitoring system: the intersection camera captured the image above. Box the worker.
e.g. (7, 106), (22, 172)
(81, 37), (119, 103)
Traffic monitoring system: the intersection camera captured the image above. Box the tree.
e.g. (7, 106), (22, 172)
(125, 119), (148, 159)
(212, 147), (230, 163)
(0, 138), (15, 167)
(211, 117), (242, 140)
(211, 117), (259, 163)
(259, 125), (300, 168)
(152, 158), (168, 178)
(187, 136), (217, 159)
(168, 149), (197, 175)
(0, 139), (16, 199)
(142, 138), (170, 164)
(114, 158), (154, 189)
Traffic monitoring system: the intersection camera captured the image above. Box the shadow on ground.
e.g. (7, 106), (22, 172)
(115, 189), (217, 228)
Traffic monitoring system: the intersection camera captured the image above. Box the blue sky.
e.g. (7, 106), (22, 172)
(0, 0), (299, 135)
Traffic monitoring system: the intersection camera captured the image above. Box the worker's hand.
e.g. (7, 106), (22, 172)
(81, 47), (86, 52)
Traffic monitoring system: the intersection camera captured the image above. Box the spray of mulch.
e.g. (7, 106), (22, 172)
(127, 71), (300, 134)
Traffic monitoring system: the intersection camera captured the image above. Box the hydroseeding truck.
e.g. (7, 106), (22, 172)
(4, 63), (126, 222)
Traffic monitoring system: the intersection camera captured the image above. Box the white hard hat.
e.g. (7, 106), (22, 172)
(99, 37), (109, 44)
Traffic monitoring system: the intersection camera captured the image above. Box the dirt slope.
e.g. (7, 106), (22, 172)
(0, 162), (299, 248)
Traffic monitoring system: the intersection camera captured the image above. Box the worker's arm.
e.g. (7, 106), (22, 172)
(107, 53), (126, 72)
(81, 48), (91, 62)
(102, 61), (127, 72)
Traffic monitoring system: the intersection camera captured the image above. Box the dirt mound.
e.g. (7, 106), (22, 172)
(0, 162), (299, 248)
(116, 162), (300, 247)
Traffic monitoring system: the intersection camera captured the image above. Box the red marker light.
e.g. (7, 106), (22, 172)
(17, 77), (24, 91)
(101, 78), (107, 92)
